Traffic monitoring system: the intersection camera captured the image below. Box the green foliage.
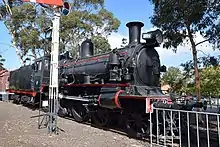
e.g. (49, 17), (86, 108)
(183, 66), (220, 97)
(60, 6), (120, 56)
(180, 55), (220, 77)
(0, 0), (120, 61)
(182, 82), (196, 95)
(181, 56), (220, 96)
(161, 66), (184, 92)
(163, 56), (220, 96)
(162, 64), (220, 97)
(200, 67), (220, 96)
(150, 0), (220, 51)
(1, 3), (51, 60)
(91, 35), (111, 54)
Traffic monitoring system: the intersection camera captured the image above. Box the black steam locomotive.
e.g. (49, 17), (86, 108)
(7, 21), (174, 138)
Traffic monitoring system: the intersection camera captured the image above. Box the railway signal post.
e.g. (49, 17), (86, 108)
(48, 1), (70, 135)
(21, 0), (70, 135)
(48, 8), (60, 135)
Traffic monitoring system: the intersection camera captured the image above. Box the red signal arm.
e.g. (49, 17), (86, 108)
(22, 0), (63, 6)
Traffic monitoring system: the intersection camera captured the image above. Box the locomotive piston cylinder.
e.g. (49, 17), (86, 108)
(98, 88), (123, 109)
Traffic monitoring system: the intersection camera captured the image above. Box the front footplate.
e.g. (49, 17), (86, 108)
(98, 87), (124, 109)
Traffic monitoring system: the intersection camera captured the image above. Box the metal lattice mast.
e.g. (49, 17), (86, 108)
(48, 9), (60, 135)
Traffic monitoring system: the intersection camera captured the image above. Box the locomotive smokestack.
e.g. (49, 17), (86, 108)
(126, 21), (144, 45)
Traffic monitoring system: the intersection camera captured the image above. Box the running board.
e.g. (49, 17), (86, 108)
(60, 95), (90, 102)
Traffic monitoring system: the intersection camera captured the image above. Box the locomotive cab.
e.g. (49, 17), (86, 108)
(31, 56), (50, 92)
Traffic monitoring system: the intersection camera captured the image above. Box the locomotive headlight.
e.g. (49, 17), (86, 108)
(142, 29), (163, 45)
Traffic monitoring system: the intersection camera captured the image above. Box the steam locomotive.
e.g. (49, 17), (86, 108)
(7, 21), (175, 138)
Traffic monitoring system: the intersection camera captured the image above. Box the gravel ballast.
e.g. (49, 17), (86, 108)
(0, 101), (150, 147)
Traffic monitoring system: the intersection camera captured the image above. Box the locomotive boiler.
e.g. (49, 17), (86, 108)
(7, 21), (174, 138)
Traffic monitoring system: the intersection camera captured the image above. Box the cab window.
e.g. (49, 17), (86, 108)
(32, 61), (42, 71)
(44, 59), (50, 70)
(36, 61), (42, 71)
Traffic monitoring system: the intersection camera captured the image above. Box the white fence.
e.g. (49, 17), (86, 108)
(149, 107), (220, 147)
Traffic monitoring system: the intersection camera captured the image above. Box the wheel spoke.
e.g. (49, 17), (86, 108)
(91, 108), (109, 127)
(126, 113), (150, 138)
(71, 104), (89, 122)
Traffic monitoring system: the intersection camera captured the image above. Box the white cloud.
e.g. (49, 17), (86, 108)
(107, 32), (127, 49)
(107, 28), (219, 67)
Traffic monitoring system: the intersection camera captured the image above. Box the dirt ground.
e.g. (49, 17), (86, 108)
(0, 101), (150, 147)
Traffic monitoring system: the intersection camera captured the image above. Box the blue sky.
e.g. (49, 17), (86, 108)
(0, 0), (220, 70)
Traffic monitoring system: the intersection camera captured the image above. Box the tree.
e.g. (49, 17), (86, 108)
(200, 67), (220, 96)
(181, 55), (220, 96)
(180, 55), (220, 78)
(0, 0), (24, 65)
(91, 35), (111, 54)
(0, 0), (120, 64)
(60, 5), (120, 57)
(0, 1), (51, 64)
(161, 66), (184, 93)
(150, 0), (220, 101)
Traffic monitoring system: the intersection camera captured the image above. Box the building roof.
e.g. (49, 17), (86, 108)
(0, 70), (9, 77)
(161, 84), (171, 91)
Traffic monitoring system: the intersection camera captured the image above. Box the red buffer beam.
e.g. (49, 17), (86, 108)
(22, 0), (63, 6)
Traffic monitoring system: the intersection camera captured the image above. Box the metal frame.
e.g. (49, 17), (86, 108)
(47, 9), (60, 135)
(33, 7), (61, 135)
(149, 107), (220, 147)
(20, 0), (65, 135)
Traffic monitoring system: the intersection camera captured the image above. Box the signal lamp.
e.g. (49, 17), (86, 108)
(61, 2), (71, 16)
